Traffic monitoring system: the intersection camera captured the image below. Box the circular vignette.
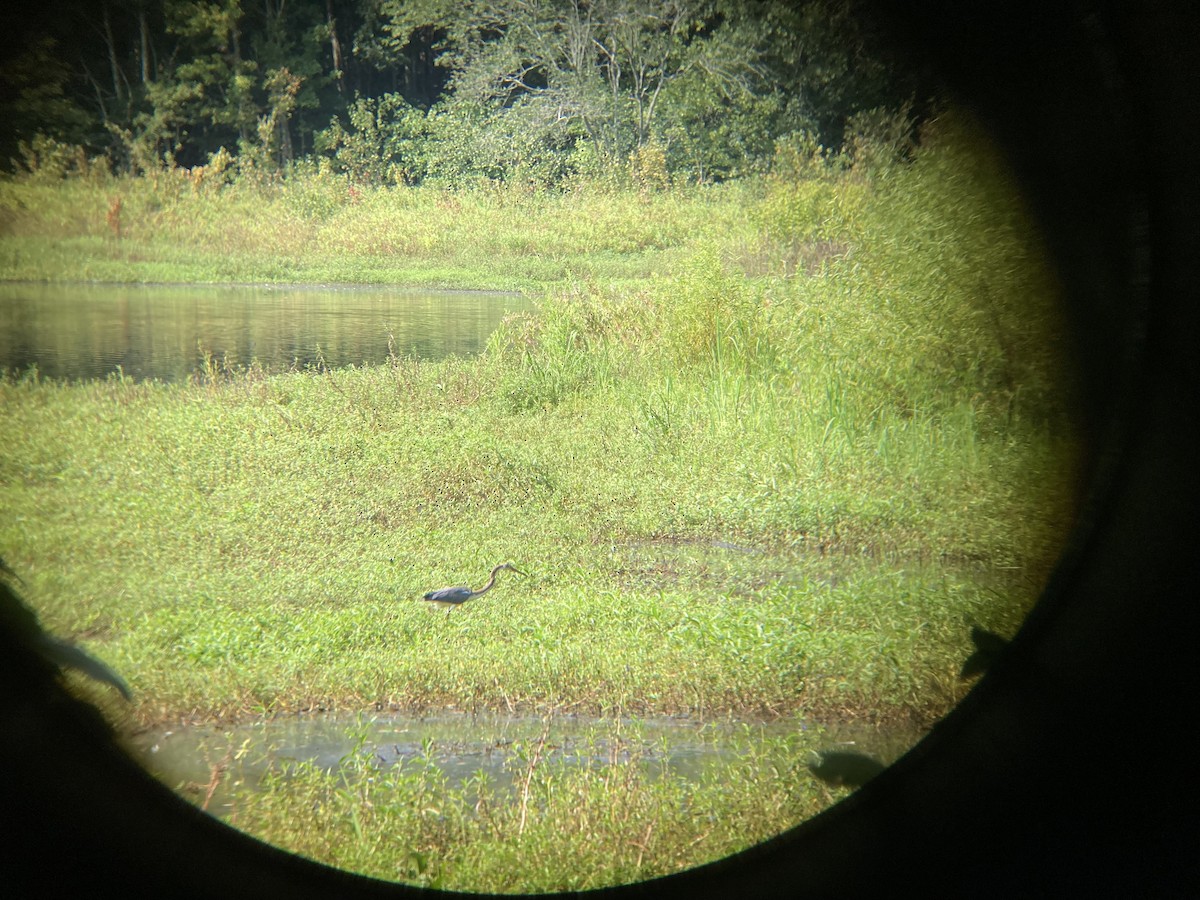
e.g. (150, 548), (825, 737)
(2, 3), (1197, 897)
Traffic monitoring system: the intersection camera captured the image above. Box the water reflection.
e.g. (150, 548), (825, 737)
(0, 282), (530, 382)
(127, 712), (924, 819)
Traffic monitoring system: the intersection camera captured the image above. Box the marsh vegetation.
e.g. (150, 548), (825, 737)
(0, 110), (1081, 891)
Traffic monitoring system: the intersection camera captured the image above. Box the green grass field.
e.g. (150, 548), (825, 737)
(0, 112), (1082, 891)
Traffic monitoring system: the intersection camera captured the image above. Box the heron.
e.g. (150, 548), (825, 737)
(423, 563), (526, 612)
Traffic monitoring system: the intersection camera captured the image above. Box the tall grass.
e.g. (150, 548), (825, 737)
(0, 333), (1070, 725)
(0, 170), (753, 289)
(216, 721), (838, 893)
(1, 109), (1080, 889)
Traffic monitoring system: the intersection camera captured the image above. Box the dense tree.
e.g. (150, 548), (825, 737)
(376, 0), (774, 177)
(0, 36), (95, 167)
(0, 0), (937, 182)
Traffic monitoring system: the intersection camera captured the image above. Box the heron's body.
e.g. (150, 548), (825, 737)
(423, 563), (524, 611)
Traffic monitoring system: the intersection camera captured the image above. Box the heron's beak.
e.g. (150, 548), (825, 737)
(510, 565), (528, 577)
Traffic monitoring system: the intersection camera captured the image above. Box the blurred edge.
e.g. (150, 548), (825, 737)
(2, 2), (1198, 897)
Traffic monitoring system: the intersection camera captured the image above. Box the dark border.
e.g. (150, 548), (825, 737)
(3, 2), (1197, 896)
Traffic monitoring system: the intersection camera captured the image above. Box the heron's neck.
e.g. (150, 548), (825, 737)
(476, 570), (502, 595)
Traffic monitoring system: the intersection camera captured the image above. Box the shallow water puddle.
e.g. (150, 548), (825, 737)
(126, 711), (924, 818)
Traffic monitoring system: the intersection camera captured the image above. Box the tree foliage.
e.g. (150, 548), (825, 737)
(0, 0), (936, 184)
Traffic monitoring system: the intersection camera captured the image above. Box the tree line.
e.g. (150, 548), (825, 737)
(0, 0), (937, 186)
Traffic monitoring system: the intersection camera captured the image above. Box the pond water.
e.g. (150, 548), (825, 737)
(126, 711), (926, 820)
(0, 282), (531, 382)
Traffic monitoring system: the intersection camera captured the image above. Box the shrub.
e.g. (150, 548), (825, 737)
(316, 93), (428, 186)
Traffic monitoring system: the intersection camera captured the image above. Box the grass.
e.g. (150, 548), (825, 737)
(211, 721), (851, 892)
(0, 110), (1082, 890)
(1, 359), (1064, 725)
(0, 169), (750, 290)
